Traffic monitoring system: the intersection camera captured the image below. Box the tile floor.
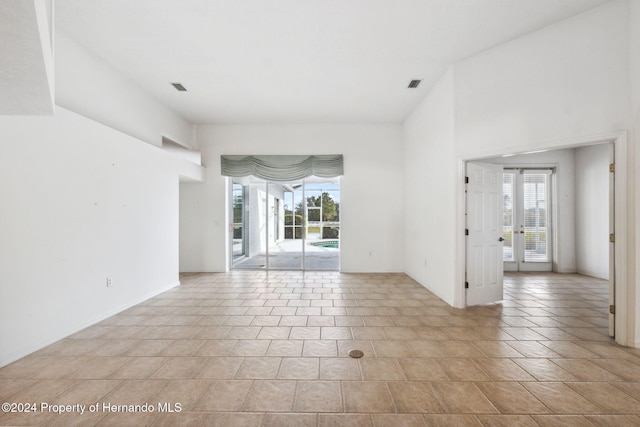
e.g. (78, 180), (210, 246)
(1, 272), (640, 426)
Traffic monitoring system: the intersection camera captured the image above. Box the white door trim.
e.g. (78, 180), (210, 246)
(455, 131), (629, 346)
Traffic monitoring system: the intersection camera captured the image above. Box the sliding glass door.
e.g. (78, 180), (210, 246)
(231, 176), (340, 271)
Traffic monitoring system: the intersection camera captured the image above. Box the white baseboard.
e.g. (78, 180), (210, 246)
(576, 268), (609, 280)
(0, 281), (181, 368)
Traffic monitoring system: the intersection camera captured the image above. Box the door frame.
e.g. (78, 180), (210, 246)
(455, 131), (628, 346)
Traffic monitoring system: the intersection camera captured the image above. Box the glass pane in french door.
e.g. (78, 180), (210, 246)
(502, 171), (515, 262)
(232, 182), (246, 259)
(232, 176), (267, 269)
(268, 181), (303, 270)
(303, 178), (340, 270)
(523, 172), (550, 262)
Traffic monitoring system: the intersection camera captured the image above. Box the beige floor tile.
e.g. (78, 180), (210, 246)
(6, 378), (77, 402)
(552, 358), (624, 381)
(475, 382), (550, 414)
(436, 358), (491, 381)
(151, 379), (210, 411)
(360, 358), (406, 380)
(3, 271), (638, 425)
(242, 380), (296, 411)
(531, 415), (596, 426)
(398, 358), (448, 381)
(196, 356), (244, 379)
(290, 327), (321, 340)
(293, 381), (343, 412)
(109, 357), (165, 379)
(151, 413), (211, 427)
(522, 382), (602, 414)
(302, 340), (338, 357)
(585, 415), (640, 426)
(423, 414), (484, 426)
(42, 410), (108, 427)
(207, 412), (264, 427)
(192, 380), (252, 411)
(473, 358), (536, 381)
(431, 382), (499, 414)
(256, 326), (292, 339)
(261, 413), (317, 427)
(372, 341), (413, 357)
(194, 339), (238, 356)
(566, 382), (640, 413)
(612, 382), (640, 401)
(343, 381), (395, 413)
(94, 411), (158, 426)
(372, 414), (429, 426)
(475, 414), (539, 426)
(102, 379), (167, 405)
(471, 341), (525, 358)
(51, 379), (121, 404)
(318, 414), (373, 427)
(278, 357), (319, 379)
(319, 357), (362, 380)
(512, 358), (578, 381)
(150, 357), (206, 379)
(230, 340), (271, 356)
(590, 358), (640, 381)
(266, 340), (304, 356)
(235, 357), (282, 379)
(387, 381), (444, 413)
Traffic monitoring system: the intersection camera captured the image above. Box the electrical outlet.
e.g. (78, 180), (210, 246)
(106, 277), (113, 287)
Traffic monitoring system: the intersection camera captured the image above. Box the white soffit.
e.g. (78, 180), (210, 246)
(0, 0), (55, 115)
(55, 0), (612, 124)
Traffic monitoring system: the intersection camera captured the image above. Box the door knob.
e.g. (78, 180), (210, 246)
(498, 237), (504, 242)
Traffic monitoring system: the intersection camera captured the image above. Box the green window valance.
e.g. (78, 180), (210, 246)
(221, 155), (343, 182)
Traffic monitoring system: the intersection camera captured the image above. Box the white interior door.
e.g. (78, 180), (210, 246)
(466, 162), (504, 306)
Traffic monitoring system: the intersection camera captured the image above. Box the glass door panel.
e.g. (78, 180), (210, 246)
(268, 181), (303, 270)
(303, 178), (340, 270)
(231, 176), (340, 271)
(502, 171), (515, 263)
(522, 172), (550, 263)
(232, 176), (267, 269)
(232, 182), (246, 259)
(503, 169), (552, 272)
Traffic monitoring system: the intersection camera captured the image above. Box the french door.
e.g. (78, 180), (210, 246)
(503, 169), (553, 272)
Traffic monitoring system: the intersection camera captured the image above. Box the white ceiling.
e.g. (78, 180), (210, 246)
(55, 0), (612, 124)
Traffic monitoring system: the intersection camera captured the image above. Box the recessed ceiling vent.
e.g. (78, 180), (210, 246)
(408, 80), (421, 89)
(171, 82), (187, 91)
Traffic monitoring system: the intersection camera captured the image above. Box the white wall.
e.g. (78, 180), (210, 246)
(403, 68), (457, 305)
(575, 144), (610, 279)
(483, 149), (577, 274)
(55, 31), (194, 149)
(0, 107), (189, 367)
(180, 124), (404, 273)
(455, 1), (630, 156)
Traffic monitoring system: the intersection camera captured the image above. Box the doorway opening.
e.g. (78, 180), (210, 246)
(461, 134), (627, 345)
(230, 176), (340, 271)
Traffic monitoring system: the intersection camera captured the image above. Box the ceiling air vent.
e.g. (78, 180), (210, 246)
(408, 80), (421, 89)
(171, 82), (187, 91)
